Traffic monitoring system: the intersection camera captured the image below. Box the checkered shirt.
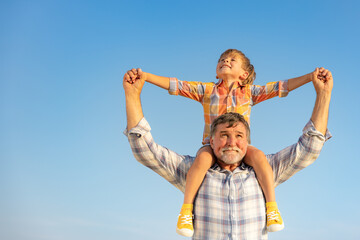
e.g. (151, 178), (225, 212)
(169, 78), (289, 144)
(124, 117), (331, 240)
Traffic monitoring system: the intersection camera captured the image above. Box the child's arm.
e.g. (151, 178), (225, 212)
(251, 68), (329, 105)
(287, 73), (311, 91)
(124, 68), (170, 90)
(288, 68), (328, 92)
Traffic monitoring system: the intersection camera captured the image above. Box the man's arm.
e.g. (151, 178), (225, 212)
(123, 69), (145, 131)
(269, 68), (333, 186)
(310, 68), (332, 135)
(125, 117), (192, 192)
(123, 73), (192, 192)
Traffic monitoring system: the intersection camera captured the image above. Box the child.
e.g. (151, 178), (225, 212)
(124, 49), (320, 237)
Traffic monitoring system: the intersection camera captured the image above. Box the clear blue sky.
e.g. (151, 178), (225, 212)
(1, 0), (359, 239)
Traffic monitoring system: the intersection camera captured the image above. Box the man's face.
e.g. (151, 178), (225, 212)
(210, 122), (248, 166)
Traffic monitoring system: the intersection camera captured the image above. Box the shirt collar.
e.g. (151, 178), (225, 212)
(215, 79), (245, 89)
(211, 162), (249, 173)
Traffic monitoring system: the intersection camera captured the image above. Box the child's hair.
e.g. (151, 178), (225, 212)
(218, 49), (256, 85)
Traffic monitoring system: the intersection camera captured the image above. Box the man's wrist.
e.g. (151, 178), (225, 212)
(125, 90), (141, 101)
(316, 90), (332, 100)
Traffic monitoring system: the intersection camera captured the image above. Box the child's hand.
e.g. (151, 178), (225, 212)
(124, 68), (146, 84)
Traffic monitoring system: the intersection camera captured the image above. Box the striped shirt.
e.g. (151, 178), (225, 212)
(125, 117), (331, 240)
(169, 78), (289, 144)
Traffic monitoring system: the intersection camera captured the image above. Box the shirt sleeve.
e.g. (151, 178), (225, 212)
(124, 117), (193, 192)
(168, 77), (207, 103)
(267, 120), (332, 187)
(251, 80), (289, 106)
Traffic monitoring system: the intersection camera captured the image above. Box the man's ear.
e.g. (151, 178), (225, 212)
(210, 136), (214, 149)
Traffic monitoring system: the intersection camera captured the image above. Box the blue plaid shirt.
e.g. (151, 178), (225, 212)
(124, 118), (331, 240)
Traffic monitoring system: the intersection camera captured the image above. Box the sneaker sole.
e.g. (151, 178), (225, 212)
(267, 223), (284, 232)
(176, 228), (194, 237)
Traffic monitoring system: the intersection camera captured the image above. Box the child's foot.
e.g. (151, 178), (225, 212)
(176, 204), (194, 237)
(266, 202), (284, 232)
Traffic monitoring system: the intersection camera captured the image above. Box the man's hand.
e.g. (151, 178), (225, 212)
(123, 68), (146, 96)
(124, 68), (147, 84)
(312, 67), (333, 95)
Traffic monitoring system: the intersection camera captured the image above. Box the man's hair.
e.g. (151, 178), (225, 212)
(218, 49), (256, 85)
(210, 112), (251, 144)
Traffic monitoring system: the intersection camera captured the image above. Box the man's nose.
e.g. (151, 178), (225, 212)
(227, 136), (236, 146)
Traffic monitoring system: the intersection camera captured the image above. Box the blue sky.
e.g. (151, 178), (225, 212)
(1, 0), (359, 239)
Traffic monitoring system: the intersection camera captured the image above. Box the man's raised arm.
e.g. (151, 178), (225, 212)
(123, 70), (192, 192)
(123, 70), (145, 131)
(270, 67), (333, 186)
(310, 67), (333, 135)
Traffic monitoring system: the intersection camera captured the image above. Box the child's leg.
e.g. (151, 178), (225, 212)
(245, 146), (275, 202)
(176, 145), (215, 237)
(184, 145), (215, 204)
(244, 145), (284, 232)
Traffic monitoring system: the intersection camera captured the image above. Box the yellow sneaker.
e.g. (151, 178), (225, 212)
(176, 204), (194, 237)
(266, 202), (284, 232)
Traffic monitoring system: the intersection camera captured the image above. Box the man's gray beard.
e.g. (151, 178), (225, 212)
(219, 147), (245, 165)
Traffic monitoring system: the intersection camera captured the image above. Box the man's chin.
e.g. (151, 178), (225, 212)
(220, 153), (242, 165)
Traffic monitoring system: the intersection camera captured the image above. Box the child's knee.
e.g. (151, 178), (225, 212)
(195, 145), (216, 166)
(244, 147), (266, 167)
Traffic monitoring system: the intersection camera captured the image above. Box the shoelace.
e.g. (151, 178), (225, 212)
(267, 211), (280, 222)
(179, 214), (193, 225)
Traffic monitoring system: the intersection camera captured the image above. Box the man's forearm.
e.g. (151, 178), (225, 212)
(310, 92), (331, 136)
(126, 92), (144, 131)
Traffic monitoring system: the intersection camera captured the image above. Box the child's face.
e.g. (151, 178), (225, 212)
(216, 54), (249, 82)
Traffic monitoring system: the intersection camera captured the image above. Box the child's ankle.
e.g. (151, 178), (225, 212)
(181, 203), (193, 210)
(266, 202), (278, 210)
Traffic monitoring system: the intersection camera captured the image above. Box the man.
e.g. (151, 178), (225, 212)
(123, 68), (332, 239)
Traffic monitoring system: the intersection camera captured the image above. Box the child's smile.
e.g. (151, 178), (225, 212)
(216, 55), (248, 82)
(220, 64), (231, 69)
